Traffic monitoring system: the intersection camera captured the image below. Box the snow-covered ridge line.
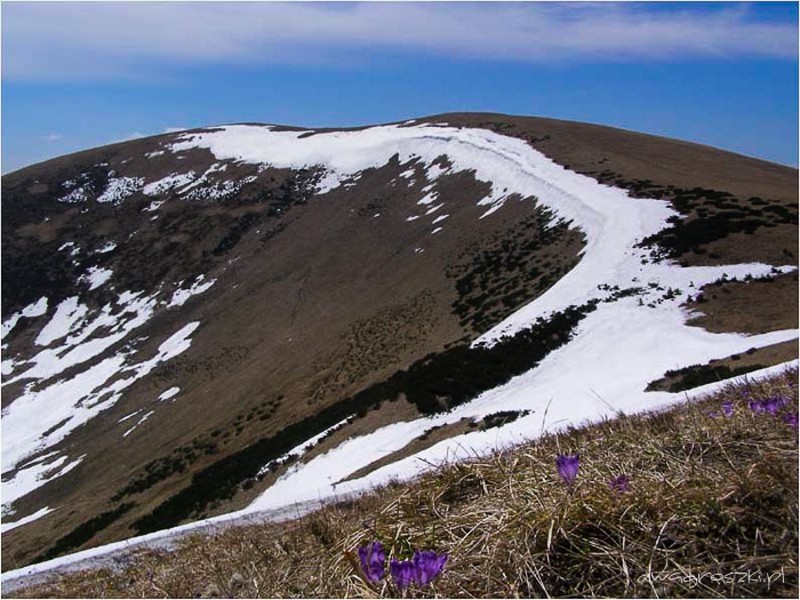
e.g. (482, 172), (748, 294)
(168, 123), (576, 219)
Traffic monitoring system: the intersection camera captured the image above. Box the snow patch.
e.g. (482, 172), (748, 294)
(35, 297), (89, 347)
(23, 298), (48, 318)
(2, 321), (200, 506)
(257, 416), (354, 477)
(177, 163), (226, 194)
(417, 192), (438, 206)
(2, 278), (200, 508)
(80, 266), (113, 291)
(158, 387), (180, 402)
(1, 506), (55, 534)
(117, 410), (142, 423)
(143, 200), (165, 212)
(183, 177), (256, 201)
(2, 297), (48, 341)
(426, 162), (449, 181)
(1, 454), (85, 512)
(425, 203), (444, 215)
(315, 170), (342, 194)
(123, 410), (155, 438)
(2, 357), (20, 376)
(142, 172), (195, 196)
(57, 242), (80, 258)
(96, 177), (144, 204)
(168, 275), (216, 308)
(58, 186), (89, 204)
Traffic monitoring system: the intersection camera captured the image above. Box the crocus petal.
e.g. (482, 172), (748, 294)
(412, 550), (448, 586)
(610, 474), (630, 493)
(391, 559), (415, 590)
(358, 542), (385, 583)
(556, 454), (580, 485)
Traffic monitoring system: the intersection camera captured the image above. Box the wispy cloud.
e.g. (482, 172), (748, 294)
(2, 2), (796, 81)
(42, 133), (62, 142)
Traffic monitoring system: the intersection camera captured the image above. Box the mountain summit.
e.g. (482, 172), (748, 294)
(1, 113), (797, 570)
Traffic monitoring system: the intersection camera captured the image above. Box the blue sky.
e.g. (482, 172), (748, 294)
(2, 1), (798, 173)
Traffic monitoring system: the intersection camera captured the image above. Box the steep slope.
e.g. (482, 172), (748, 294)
(1, 114), (797, 570)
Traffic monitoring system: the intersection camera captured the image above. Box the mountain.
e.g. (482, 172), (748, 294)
(1, 113), (797, 570)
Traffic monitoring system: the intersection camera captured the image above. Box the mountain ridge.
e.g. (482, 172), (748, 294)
(1, 113), (797, 571)
(7, 111), (798, 180)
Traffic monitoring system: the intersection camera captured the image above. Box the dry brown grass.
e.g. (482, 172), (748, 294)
(647, 341), (798, 393)
(685, 272), (799, 335)
(10, 368), (798, 599)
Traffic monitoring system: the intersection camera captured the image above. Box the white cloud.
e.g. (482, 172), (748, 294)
(2, 3), (796, 81)
(42, 133), (62, 142)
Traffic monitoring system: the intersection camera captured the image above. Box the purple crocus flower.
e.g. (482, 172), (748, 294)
(556, 454), (580, 486)
(721, 401), (734, 418)
(749, 399), (765, 414)
(783, 412), (799, 430)
(390, 558), (415, 591)
(610, 474), (630, 493)
(358, 541), (386, 583)
(413, 550), (448, 586)
(764, 396), (789, 415)
(763, 397), (783, 415)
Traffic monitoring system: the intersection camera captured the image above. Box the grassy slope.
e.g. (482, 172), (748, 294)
(11, 368), (798, 598)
